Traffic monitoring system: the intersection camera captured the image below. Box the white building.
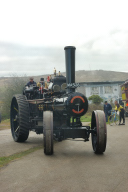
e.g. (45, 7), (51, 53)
(76, 81), (124, 103)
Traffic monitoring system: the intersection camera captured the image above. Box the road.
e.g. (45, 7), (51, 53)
(0, 120), (128, 192)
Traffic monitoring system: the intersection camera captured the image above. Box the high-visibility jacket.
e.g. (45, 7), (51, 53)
(115, 105), (124, 112)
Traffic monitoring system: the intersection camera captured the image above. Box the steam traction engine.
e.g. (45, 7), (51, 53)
(10, 46), (107, 155)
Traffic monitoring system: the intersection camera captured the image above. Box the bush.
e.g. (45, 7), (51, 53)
(88, 95), (103, 104)
(0, 75), (27, 119)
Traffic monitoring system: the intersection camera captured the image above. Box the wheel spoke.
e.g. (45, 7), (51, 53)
(14, 107), (18, 112)
(15, 126), (19, 133)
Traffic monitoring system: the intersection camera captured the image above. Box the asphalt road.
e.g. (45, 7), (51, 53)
(0, 120), (128, 192)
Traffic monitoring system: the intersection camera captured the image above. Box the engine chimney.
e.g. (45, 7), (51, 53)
(64, 46), (76, 93)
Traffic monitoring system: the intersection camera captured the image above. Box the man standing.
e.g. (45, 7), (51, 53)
(104, 101), (112, 122)
(115, 100), (125, 125)
(27, 77), (37, 87)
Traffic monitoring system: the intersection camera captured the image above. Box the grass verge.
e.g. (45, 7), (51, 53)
(0, 119), (10, 130)
(2, 119), (10, 123)
(70, 115), (91, 123)
(0, 145), (43, 169)
(80, 115), (91, 122)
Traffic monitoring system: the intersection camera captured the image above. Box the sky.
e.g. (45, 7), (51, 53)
(0, 0), (128, 77)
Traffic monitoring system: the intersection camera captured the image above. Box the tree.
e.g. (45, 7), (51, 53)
(1, 75), (27, 119)
(88, 95), (103, 104)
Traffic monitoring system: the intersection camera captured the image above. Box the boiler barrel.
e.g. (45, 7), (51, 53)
(64, 46), (76, 92)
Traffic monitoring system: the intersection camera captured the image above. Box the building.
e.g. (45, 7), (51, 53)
(76, 81), (125, 103)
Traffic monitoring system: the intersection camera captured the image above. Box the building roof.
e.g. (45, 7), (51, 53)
(79, 81), (125, 85)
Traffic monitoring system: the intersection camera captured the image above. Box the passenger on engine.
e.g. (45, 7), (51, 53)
(44, 81), (48, 89)
(38, 78), (44, 94)
(58, 71), (61, 76)
(49, 75), (52, 82)
(40, 78), (45, 86)
(27, 77), (37, 87)
(47, 76), (50, 82)
(47, 75), (52, 87)
(54, 67), (56, 76)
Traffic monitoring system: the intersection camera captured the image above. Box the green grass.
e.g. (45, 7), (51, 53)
(0, 146), (43, 169)
(70, 115), (91, 123)
(80, 115), (91, 122)
(1, 119), (10, 123)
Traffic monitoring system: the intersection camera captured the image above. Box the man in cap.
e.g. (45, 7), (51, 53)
(27, 77), (37, 87)
(104, 101), (112, 122)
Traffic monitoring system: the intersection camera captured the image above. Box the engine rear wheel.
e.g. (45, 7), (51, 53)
(10, 94), (30, 142)
(43, 111), (53, 155)
(91, 110), (107, 153)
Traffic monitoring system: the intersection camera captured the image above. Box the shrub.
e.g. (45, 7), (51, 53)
(88, 95), (103, 104)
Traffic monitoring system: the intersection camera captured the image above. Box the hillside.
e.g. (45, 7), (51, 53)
(0, 70), (128, 89)
(75, 70), (128, 82)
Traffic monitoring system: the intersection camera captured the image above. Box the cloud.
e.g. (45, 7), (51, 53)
(0, 31), (128, 77)
(0, 42), (66, 76)
(75, 29), (128, 72)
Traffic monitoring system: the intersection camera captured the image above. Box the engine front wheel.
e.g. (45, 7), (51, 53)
(91, 110), (107, 154)
(43, 111), (53, 155)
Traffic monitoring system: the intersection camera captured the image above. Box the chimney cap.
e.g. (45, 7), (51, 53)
(64, 46), (76, 50)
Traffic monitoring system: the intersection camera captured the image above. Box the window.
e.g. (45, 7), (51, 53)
(100, 86), (103, 94)
(104, 86), (113, 94)
(90, 87), (99, 95)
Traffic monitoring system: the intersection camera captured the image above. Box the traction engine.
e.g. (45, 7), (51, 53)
(10, 46), (107, 155)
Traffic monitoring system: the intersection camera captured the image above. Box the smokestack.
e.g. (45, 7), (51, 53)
(64, 46), (76, 92)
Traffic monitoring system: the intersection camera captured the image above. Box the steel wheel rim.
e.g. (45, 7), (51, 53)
(91, 110), (107, 153)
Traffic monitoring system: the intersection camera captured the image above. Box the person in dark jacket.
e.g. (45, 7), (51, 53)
(104, 101), (112, 122)
(27, 77), (37, 87)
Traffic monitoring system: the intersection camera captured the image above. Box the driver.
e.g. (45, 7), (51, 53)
(27, 77), (37, 86)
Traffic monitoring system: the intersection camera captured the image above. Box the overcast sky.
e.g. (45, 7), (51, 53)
(0, 0), (128, 77)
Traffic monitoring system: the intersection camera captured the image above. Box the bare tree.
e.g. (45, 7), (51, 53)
(1, 75), (27, 119)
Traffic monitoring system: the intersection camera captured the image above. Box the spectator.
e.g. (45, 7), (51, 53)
(115, 100), (125, 125)
(104, 101), (112, 122)
(27, 77), (36, 87)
